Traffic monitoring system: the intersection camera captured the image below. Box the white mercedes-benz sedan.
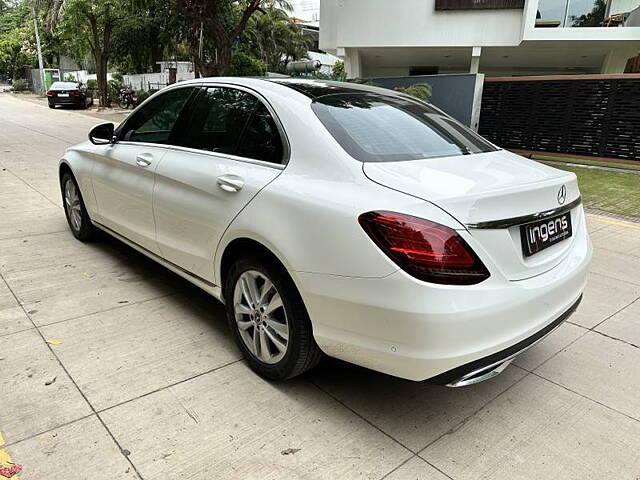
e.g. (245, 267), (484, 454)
(59, 78), (591, 386)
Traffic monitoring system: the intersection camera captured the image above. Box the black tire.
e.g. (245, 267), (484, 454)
(224, 253), (324, 380)
(61, 172), (97, 241)
(48, 103), (55, 109)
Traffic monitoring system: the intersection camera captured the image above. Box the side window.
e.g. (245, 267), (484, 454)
(236, 102), (284, 164)
(182, 87), (257, 154)
(120, 87), (194, 144)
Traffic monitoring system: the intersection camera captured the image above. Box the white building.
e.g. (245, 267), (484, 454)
(320, 0), (640, 78)
(290, 0), (320, 22)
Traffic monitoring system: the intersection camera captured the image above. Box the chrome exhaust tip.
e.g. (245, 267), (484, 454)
(446, 358), (514, 388)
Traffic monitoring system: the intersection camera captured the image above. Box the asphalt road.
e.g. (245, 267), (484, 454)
(1, 93), (640, 479)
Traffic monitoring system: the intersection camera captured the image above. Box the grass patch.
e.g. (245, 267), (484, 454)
(532, 154), (640, 172)
(553, 165), (640, 219)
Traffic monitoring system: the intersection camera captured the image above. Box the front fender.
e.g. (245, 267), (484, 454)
(59, 142), (98, 218)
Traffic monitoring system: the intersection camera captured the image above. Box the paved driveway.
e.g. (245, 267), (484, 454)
(1, 94), (639, 480)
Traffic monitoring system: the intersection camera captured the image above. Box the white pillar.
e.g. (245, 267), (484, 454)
(343, 48), (362, 79)
(601, 49), (634, 74)
(470, 46), (482, 74)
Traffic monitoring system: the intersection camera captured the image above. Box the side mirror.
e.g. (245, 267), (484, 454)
(89, 122), (115, 145)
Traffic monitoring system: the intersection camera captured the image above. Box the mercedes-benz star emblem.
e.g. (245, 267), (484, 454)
(557, 185), (567, 205)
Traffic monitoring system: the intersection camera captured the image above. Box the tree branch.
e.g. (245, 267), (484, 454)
(230, 0), (262, 43)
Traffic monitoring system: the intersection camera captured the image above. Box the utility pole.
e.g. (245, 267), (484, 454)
(31, 3), (46, 93)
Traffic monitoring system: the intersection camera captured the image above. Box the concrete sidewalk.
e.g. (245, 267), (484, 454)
(1, 94), (640, 479)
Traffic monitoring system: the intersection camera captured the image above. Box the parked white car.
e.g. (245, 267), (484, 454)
(59, 78), (591, 386)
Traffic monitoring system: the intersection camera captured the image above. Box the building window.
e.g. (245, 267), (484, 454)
(537, 0), (606, 27)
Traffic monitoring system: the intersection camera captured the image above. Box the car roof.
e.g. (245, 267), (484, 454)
(264, 78), (391, 99)
(170, 77), (401, 102)
(50, 81), (79, 90)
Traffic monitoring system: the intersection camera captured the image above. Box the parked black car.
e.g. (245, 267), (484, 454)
(46, 82), (93, 109)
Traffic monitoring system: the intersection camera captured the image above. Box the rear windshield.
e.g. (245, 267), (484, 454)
(311, 93), (497, 162)
(50, 82), (79, 90)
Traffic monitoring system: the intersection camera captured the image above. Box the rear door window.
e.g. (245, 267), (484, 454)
(236, 102), (284, 164)
(181, 87), (257, 154)
(180, 86), (285, 164)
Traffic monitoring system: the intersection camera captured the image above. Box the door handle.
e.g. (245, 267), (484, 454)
(135, 153), (153, 167)
(217, 175), (244, 192)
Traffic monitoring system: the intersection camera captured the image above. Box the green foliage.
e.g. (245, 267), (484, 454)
(0, 1), (37, 80)
(110, 0), (186, 74)
(107, 78), (122, 100)
(309, 71), (332, 80)
(86, 78), (97, 91)
(229, 52), (266, 76)
(239, 5), (309, 73)
(135, 90), (151, 105)
(331, 60), (344, 80)
(395, 83), (433, 102)
(178, 0), (294, 76)
(111, 71), (123, 83)
(11, 78), (28, 91)
(53, 0), (129, 105)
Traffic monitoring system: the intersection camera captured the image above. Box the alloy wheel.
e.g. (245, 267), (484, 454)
(233, 270), (289, 364)
(64, 178), (83, 232)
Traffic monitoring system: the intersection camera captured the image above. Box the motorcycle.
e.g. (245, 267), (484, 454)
(118, 88), (135, 109)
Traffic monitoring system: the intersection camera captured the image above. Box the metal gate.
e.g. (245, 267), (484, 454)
(479, 74), (640, 161)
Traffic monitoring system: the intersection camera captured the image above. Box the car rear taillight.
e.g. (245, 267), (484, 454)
(70, 90), (81, 96)
(46, 90), (56, 96)
(358, 211), (490, 285)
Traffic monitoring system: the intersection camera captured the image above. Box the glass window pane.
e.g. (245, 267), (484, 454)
(236, 103), (284, 164)
(536, 0), (606, 27)
(183, 87), (257, 154)
(537, 0), (568, 26)
(312, 93), (496, 163)
(122, 87), (194, 144)
(569, 0), (606, 26)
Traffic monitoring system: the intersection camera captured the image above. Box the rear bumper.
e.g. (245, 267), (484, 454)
(432, 294), (581, 387)
(48, 96), (86, 106)
(296, 217), (591, 382)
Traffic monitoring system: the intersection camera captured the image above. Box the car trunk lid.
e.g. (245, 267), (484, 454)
(363, 150), (583, 280)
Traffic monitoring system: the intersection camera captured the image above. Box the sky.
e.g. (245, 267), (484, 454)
(290, 0), (320, 22)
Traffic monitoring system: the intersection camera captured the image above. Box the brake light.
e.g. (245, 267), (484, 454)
(358, 211), (490, 285)
(46, 90), (55, 96)
(70, 90), (80, 96)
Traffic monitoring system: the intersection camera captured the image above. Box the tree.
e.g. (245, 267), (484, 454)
(176, 0), (292, 77)
(110, 0), (186, 74)
(229, 51), (265, 76)
(331, 60), (344, 80)
(240, 5), (308, 73)
(0, 27), (36, 80)
(51, 0), (127, 106)
(0, 1), (37, 80)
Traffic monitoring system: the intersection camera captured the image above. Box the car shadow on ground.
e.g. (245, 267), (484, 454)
(88, 231), (229, 332)
(93, 230), (520, 451)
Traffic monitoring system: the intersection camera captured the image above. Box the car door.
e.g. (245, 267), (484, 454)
(91, 86), (197, 254)
(153, 85), (287, 283)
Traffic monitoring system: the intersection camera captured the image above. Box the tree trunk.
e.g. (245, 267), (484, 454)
(202, 45), (231, 77)
(189, 19), (202, 78)
(94, 53), (109, 108)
